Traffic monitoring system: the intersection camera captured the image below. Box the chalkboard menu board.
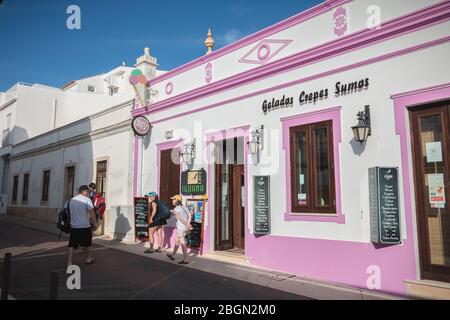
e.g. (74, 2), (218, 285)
(134, 197), (149, 241)
(254, 176), (271, 235)
(369, 167), (401, 245)
(186, 222), (202, 247)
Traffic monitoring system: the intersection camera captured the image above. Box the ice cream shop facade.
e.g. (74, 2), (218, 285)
(129, 0), (450, 297)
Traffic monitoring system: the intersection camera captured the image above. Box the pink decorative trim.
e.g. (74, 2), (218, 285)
(148, 36), (450, 125)
(239, 39), (293, 65)
(165, 82), (174, 95)
(133, 2), (450, 118)
(148, 0), (351, 86)
(257, 44), (271, 61)
(203, 125), (250, 254)
(156, 139), (184, 195)
(132, 137), (140, 197)
(333, 6), (348, 37)
(391, 82), (450, 100)
(205, 63), (213, 84)
(282, 107), (345, 223)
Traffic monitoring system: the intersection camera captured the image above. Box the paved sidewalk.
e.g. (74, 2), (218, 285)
(0, 214), (407, 300)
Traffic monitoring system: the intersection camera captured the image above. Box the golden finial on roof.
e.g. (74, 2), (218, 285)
(205, 28), (215, 54)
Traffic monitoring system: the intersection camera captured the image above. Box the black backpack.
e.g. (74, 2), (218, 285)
(156, 200), (171, 220)
(57, 200), (71, 238)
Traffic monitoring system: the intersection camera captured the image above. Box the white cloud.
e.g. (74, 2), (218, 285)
(218, 29), (243, 46)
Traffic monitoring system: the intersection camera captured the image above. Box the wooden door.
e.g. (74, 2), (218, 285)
(215, 138), (246, 252)
(159, 148), (180, 208)
(232, 165), (245, 250)
(216, 163), (233, 250)
(410, 102), (450, 282)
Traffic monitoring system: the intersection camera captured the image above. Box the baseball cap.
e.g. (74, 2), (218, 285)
(171, 195), (183, 202)
(146, 192), (158, 198)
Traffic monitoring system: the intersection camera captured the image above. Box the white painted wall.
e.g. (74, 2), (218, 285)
(140, 18), (450, 244)
(9, 101), (135, 240)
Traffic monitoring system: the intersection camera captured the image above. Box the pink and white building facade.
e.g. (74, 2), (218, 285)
(130, 0), (450, 297)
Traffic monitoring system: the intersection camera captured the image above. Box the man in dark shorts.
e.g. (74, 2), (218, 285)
(67, 185), (97, 267)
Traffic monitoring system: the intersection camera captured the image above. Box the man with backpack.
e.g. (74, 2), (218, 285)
(66, 185), (97, 267)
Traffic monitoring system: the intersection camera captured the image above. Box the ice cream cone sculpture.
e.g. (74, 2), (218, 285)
(130, 69), (148, 106)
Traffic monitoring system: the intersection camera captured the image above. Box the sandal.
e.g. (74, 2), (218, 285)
(156, 248), (162, 254)
(177, 260), (189, 265)
(167, 254), (175, 261)
(85, 258), (95, 265)
(144, 249), (154, 254)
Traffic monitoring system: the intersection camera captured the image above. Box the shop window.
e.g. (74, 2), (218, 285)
(289, 120), (336, 214)
(12, 175), (19, 204)
(42, 170), (51, 202)
(22, 173), (29, 203)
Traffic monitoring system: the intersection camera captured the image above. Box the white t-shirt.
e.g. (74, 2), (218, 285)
(174, 205), (191, 231)
(66, 194), (94, 229)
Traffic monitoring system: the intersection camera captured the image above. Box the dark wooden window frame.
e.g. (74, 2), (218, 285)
(22, 173), (30, 203)
(41, 170), (51, 203)
(289, 120), (336, 214)
(96, 160), (108, 198)
(12, 175), (19, 204)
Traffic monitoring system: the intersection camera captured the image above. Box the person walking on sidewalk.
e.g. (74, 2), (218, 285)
(167, 195), (193, 265)
(67, 185), (98, 267)
(144, 192), (167, 254)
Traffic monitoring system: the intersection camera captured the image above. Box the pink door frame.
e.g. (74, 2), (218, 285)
(204, 125), (250, 254)
(392, 82), (450, 282)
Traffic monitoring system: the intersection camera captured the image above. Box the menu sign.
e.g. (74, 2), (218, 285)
(369, 167), (401, 245)
(134, 197), (149, 241)
(254, 176), (271, 235)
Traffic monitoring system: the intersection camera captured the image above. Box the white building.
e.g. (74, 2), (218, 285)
(0, 48), (164, 240)
(129, 0), (450, 298)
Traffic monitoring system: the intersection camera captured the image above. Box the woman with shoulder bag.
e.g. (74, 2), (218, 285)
(167, 195), (192, 265)
(144, 192), (168, 254)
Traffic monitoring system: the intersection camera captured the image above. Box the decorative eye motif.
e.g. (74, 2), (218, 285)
(165, 82), (173, 95)
(333, 7), (348, 37)
(239, 39), (292, 65)
(205, 62), (213, 84)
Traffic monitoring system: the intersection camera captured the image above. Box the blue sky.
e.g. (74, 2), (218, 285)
(0, 0), (322, 92)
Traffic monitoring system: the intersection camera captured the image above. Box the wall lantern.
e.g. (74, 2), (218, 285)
(248, 126), (264, 155)
(181, 139), (196, 165)
(352, 105), (371, 144)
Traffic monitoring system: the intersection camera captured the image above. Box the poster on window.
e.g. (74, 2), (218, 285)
(426, 142), (443, 163)
(428, 174), (446, 209)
